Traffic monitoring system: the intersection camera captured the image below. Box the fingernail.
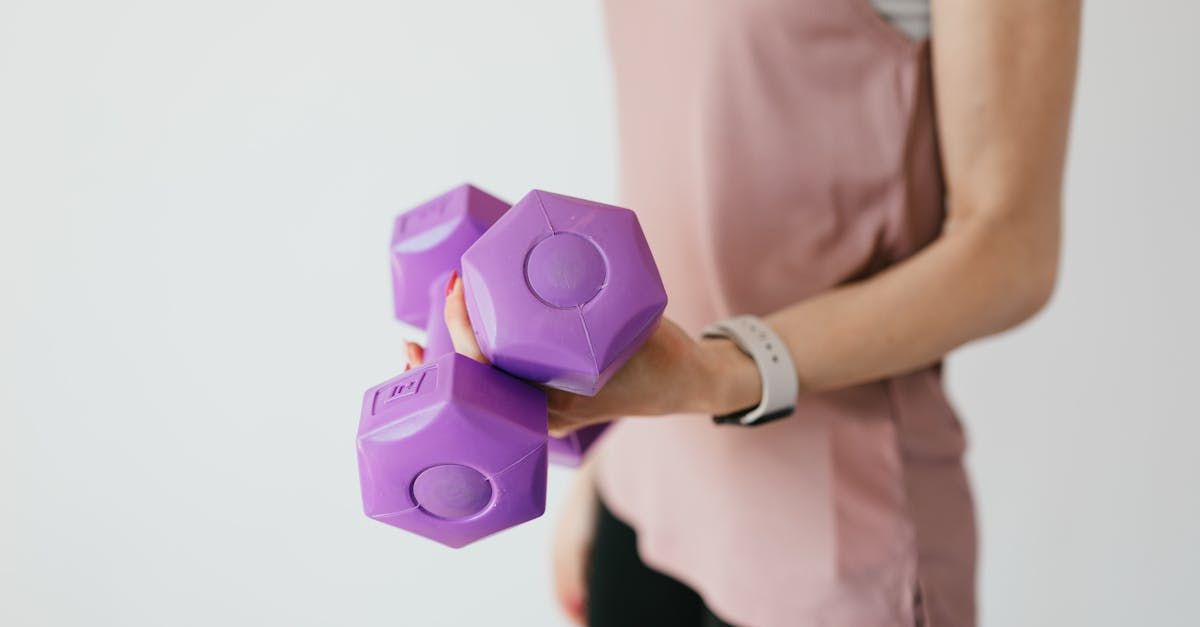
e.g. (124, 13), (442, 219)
(444, 270), (458, 297)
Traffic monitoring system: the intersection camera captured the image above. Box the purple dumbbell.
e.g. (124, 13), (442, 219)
(386, 184), (611, 464)
(358, 187), (667, 547)
(460, 190), (669, 397)
(359, 352), (550, 548)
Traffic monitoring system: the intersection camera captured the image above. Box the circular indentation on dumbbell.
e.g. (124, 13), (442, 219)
(524, 233), (607, 308)
(411, 464), (493, 520)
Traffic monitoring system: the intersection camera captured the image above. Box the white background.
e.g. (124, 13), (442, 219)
(1, 1), (1196, 625)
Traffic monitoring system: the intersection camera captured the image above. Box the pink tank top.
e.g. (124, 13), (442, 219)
(593, 1), (976, 625)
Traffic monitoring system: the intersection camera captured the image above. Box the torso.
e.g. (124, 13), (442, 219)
(595, 1), (976, 625)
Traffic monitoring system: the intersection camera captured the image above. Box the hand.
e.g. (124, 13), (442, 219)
(429, 271), (762, 435)
(550, 460), (600, 626)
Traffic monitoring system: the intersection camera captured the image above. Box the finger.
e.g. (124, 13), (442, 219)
(554, 580), (586, 625)
(559, 593), (586, 626)
(405, 341), (425, 369)
(548, 414), (580, 438)
(548, 390), (595, 437)
(552, 550), (588, 626)
(443, 270), (488, 363)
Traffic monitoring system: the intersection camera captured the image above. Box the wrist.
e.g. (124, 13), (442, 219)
(696, 337), (762, 416)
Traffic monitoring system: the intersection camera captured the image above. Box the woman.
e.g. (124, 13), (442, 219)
(411, 0), (1079, 624)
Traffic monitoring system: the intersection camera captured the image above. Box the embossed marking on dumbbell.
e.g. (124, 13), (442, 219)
(374, 368), (435, 413)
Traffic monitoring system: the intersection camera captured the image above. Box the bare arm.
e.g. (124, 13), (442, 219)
(704, 0), (1082, 408)
(433, 0), (1081, 429)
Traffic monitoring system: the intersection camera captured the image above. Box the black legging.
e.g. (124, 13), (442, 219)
(587, 501), (736, 627)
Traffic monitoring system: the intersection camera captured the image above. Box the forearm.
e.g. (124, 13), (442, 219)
(771, 205), (1057, 394)
(547, 204), (1062, 423)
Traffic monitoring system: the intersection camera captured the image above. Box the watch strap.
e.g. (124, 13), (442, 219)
(702, 315), (798, 427)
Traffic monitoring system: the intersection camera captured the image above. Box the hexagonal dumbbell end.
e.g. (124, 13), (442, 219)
(391, 184), (509, 332)
(357, 352), (549, 548)
(459, 190), (668, 396)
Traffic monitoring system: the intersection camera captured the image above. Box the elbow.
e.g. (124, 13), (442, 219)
(1011, 254), (1058, 324)
(954, 206), (1061, 332)
(990, 221), (1061, 330)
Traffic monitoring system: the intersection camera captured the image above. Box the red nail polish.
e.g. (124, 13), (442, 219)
(444, 270), (458, 296)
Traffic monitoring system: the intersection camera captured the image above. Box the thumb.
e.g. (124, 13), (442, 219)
(444, 270), (489, 364)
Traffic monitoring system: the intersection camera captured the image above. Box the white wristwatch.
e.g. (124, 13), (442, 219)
(702, 315), (798, 427)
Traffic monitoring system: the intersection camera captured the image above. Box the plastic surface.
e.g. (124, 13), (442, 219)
(391, 184), (509, 329)
(461, 190), (668, 396)
(411, 464), (493, 520)
(525, 233), (608, 308)
(357, 352), (549, 548)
